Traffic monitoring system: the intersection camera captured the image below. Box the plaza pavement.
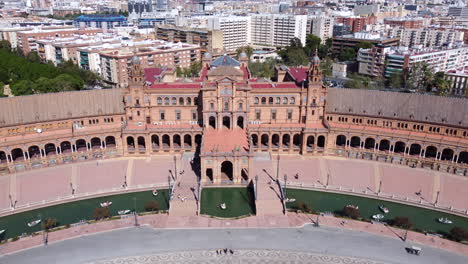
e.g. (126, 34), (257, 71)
(1, 217), (467, 264)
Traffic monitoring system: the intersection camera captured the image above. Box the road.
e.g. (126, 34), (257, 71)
(1, 225), (466, 264)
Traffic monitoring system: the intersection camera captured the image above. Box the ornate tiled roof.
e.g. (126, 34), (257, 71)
(210, 55), (241, 67)
(326, 88), (468, 127)
(0, 89), (125, 128)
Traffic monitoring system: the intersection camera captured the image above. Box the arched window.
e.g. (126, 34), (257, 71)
(254, 97), (259, 104)
(238, 101), (243, 110)
(171, 97), (177, 105)
(164, 97), (169, 105)
(268, 97), (273, 104)
(157, 97), (162, 105)
(179, 97), (184, 105)
(276, 97), (280, 104)
(186, 97), (192, 105)
(194, 97), (198, 105)
(283, 97), (288, 104)
(261, 97), (266, 104)
(290, 97), (296, 104)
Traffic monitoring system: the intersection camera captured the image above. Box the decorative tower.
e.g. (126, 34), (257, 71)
(305, 49), (327, 123)
(128, 55), (145, 86)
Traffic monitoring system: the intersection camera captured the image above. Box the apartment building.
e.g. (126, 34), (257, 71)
(335, 16), (377, 33)
(250, 14), (308, 47)
(74, 15), (128, 30)
(99, 41), (200, 87)
(386, 27), (464, 48)
(445, 71), (468, 96)
(384, 17), (424, 29)
(36, 35), (120, 65)
(16, 28), (102, 54)
(307, 15), (333, 42)
(207, 16), (250, 52)
(358, 44), (468, 78)
(332, 32), (399, 56)
(155, 25), (223, 55)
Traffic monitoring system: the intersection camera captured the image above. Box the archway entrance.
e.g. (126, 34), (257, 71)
(222, 116), (230, 129)
(237, 116), (244, 129)
(206, 168), (213, 182)
(209, 116), (216, 129)
(221, 161), (233, 182)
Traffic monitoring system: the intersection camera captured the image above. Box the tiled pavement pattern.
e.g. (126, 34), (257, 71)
(88, 250), (385, 264)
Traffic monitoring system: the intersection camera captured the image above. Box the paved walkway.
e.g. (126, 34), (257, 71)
(1, 220), (467, 264)
(1, 213), (467, 258)
(169, 155), (198, 216)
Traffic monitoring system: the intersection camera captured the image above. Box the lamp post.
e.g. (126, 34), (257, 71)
(254, 175), (258, 201)
(276, 154), (280, 181)
(435, 191), (440, 205)
(284, 174), (287, 201)
(133, 197), (139, 227)
(173, 155), (177, 180)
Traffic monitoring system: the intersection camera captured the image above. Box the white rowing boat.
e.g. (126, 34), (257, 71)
(27, 219), (41, 227)
(100, 201), (112, 207)
(118, 210), (131, 215)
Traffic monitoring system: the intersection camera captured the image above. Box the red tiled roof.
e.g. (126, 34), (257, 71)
(144, 68), (170, 83)
(150, 83), (202, 89)
(288, 67), (308, 82)
(250, 83), (298, 89)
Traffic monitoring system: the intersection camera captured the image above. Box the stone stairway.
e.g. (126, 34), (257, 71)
(168, 154), (199, 216)
(254, 158), (285, 216)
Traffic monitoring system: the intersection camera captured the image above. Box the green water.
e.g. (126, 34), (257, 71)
(201, 187), (256, 218)
(0, 189), (169, 240)
(285, 188), (468, 234)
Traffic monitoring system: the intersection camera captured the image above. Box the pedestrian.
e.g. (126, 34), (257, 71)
(224, 248), (228, 254)
(229, 249), (234, 254)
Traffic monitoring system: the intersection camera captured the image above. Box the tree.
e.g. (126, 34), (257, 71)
(10, 80), (34, 96)
(450, 227), (468, 242)
(356, 41), (373, 50)
(297, 202), (313, 213)
(305, 34), (321, 57)
(249, 58), (277, 78)
(277, 38), (309, 66)
(337, 47), (356, 62)
(391, 216), (413, 229)
(26, 51), (41, 63)
(387, 72), (404, 89)
(0, 81), (6, 97)
(432, 72), (451, 96)
(342, 206), (361, 219)
(93, 207), (110, 220)
(320, 57), (333, 77)
(0, 40), (11, 50)
(145, 201), (160, 212)
(43, 218), (58, 231)
(344, 79), (362, 89)
(236, 46), (253, 59)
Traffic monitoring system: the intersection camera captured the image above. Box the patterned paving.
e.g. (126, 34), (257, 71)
(88, 250), (385, 264)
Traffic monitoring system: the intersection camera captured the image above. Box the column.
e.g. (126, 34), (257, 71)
(268, 134), (272, 151)
(289, 134), (293, 154)
(169, 135), (174, 152)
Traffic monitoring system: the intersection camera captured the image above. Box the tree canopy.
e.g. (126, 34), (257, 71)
(0, 47), (99, 96)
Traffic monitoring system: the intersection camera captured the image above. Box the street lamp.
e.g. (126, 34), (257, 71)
(254, 175), (258, 201)
(276, 154), (280, 181)
(378, 180), (382, 194)
(283, 174), (288, 200)
(133, 197), (139, 227)
(173, 155), (177, 180)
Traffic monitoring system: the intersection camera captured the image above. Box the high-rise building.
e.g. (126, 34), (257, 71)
(386, 27), (464, 48)
(207, 16), (250, 52)
(307, 15), (334, 43)
(250, 14), (308, 47)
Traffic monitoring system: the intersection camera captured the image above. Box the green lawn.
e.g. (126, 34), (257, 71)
(285, 188), (468, 234)
(200, 187), (256, 218)
(0, 189), (169, 241)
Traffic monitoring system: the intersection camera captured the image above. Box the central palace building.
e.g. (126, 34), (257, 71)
(0, 53), (467, 183)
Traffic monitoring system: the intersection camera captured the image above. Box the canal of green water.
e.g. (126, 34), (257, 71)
(0, 189), (169, 240)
